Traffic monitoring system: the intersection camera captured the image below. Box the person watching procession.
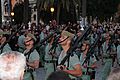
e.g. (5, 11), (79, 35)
(57, 30), (82, 80)
(47, 71), (72, 80)
(0, 51), (26, 80)
(23, 33), (40, 80)
(0, 30), (12, 54)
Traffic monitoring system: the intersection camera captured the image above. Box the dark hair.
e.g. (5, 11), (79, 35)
(47, 71), (72, 80)
(3, 34), (10, 39)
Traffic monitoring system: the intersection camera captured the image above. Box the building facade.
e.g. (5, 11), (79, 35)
(29, 0), (37, 25)
(1, 0), (37, 25)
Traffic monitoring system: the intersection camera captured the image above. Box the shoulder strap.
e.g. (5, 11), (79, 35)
(24, 48), (34, 60)
(67, 56), (70, 70)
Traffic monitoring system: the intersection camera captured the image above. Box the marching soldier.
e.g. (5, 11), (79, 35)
(18, 30), (26, 53)
(117, 41), (120, 65)
(57, 30), (82, 80)
(23, 33), (40, 80)
(115, 29), (120, 65)
(100, 32), (116, 80)
(79, 40), (97, 80)
(0, 31), (12, 54)
(39, 28), (47, 66)
(88, 27), (98, 45)
(101, 32), (116, 59)
(44, 36), (62, 79)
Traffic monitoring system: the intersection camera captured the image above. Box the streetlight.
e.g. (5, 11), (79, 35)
(50, 7), (54, 19)
(50, 7), (54, 13)
(11, 12), (14, 16)
(11, 12), (14, 25)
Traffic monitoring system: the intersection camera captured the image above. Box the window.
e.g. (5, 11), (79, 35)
(34, 15), (36, 20)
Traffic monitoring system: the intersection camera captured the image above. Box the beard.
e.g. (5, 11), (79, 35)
(81, 48), (86, 52)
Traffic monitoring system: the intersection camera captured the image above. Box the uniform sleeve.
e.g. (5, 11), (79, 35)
(117, 45), (120, 54)
(112, 44), (116, 51)
(70, 54), (80, 67)
(3, 44), (12, 52)
(31, 50), (40, 61)
(89, 55), (97, 66)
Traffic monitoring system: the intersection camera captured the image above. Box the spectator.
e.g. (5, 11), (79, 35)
(47, 71), (72, 80)
(0, 51), (26, 80)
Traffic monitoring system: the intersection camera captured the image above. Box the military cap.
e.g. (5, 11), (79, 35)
(61, 30), (75, 39)
(27, 33), (37, 42)
(0, 31), (10, 35)
(82, 40), (90, 46)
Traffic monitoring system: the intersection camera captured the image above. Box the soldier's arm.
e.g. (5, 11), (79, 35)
(26, 60), (39, 68)
(64, 64), (82, 77)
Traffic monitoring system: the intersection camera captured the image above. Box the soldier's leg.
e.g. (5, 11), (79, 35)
(44, 63), (54, 80)
(101, 59), (112, 80)
(81, 75), (91, 80)
(39, 45), (45, 66)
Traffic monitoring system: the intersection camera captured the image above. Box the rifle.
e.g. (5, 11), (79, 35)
(0, 25), (23, 51)
(59, 26), (91, 65)
(24, 29), (61, 56)
(24, 32), (54, 55)
(82, 36), (100, 66)
(82, 36), (100, 75)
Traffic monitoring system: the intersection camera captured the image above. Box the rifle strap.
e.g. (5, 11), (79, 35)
(24, 48), (35, 80)
(30, 70), (34, 80)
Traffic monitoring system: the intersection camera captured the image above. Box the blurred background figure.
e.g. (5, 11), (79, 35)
(107, 68), (120, 80)
(0, 31), (12, 54)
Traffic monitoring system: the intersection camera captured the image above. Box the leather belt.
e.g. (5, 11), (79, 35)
(24, 69), (35, 72)
(44, 60), (56, 63)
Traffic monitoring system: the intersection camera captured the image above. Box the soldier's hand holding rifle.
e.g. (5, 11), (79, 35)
(57, 65), (67, 70)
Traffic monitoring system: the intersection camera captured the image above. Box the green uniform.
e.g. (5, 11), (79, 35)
(79, 52), (96, 80)
(100, 41), (115, 80)
(23, 49), (39, 80)
(117, 45), (120, 64)
(102, 41), (116, 57)
(58, 50), (80, 79)
(44, 43), (61, 79)
(39, 31), (46, 66)
(88, 33), (98, 45)
(0, 43), (12, 54)
(18, 35), (25, 52)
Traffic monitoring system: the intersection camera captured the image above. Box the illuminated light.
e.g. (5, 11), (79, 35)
(11, 12), (14, 16)
(2, 20), (5, 22)
(80, 25), (84, 30)
(50, 7), (54, 13)
(12, 19), (14, 22)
